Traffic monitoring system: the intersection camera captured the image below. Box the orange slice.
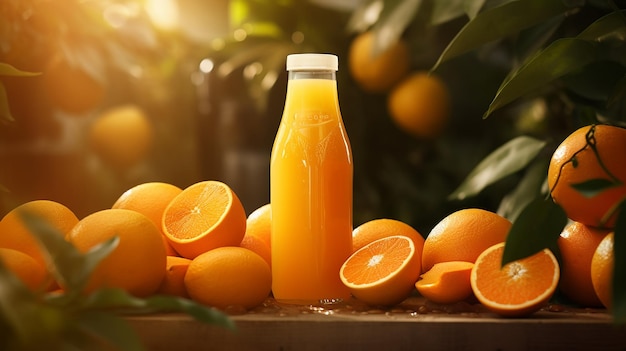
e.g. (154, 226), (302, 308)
(416, 261), (474, 304)
(339, 235), (421, 306)
(162, 181), (247, 259)
(470, 242), (560, 317)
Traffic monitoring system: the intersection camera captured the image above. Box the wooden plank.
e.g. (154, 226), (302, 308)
(127, 304), (626, 351)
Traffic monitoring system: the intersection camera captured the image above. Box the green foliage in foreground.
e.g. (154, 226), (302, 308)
(0, 210), (234, 351)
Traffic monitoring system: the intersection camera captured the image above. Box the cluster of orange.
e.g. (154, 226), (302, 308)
(0, 125), (622, 315)
(548, 124), (626, 310)
(0, 181), (272, 310)
(340, 124), (625, 316)
(342, 208), (558, 317)
(348, 31), (451, 140)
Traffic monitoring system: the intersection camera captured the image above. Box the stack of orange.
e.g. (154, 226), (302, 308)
(548, 124), (626, 310)
(0, 200), (79, 291)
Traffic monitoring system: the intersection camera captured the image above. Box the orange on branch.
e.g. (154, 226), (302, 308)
(387, 72), (451, 140)
(348, 31), (410, 93)
(548, 124), (626, 228)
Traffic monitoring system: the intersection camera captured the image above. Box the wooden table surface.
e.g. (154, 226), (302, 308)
(127, 297), (626, 351)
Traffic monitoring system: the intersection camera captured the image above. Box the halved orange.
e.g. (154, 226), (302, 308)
(162, 181), (247, 259)
(416, 261), (474, 304)
(339, 235), (421, 306)
(470, 242), (560, 317)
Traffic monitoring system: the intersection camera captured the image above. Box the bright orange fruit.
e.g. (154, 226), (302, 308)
(240, 234), (271, 268)
(557, 221), (608, 307)
(387, 71), (450, 140)
(548, 124), (626, 228)
(348, 31), (410, 93)
(67, 209), (166, 297)
(162, 181), (247, 259)
(0, 200), (79, 268)
(591, 232), (614, 309)
(340, 235), (421, 306)
(112, 182), (183, 256)
(244, 203), (271, 251)
(0, 247), (49, 291)
(422, 208), (511, 273)
(470, 243), (560, 317)
(184, 246), (271, 310)
(416, 261), (474, 304)
(352, 218), (424, 253)
(157, 256), (192, 298)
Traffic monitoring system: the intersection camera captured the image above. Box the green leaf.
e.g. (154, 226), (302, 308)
(432, 0), (574, 71)
(430, 0), (466, 25)
(613, 200), (626, 323)
(429, 0), (486, 24)
(142, 295), (235, 330)
(18, 210), (119, 294)
(448, 136), (546, 200)
(76, 311), (145, 351)
(81, 288), (235, 330)
(0, 62), (40, 77)
(497, 158), (548, 222)
(0, 82), (14, 124)
(562, 60), (626, 102)
(484, 38), (598, 118)
(345, 0), (384, 34)
(368, 0), (422, 56)
(577, 10), (626, 44)
(571, 178), (622, 198)
(501, 198), (567, 267)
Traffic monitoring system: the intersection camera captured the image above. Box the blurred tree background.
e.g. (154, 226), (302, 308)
(1, 0), (625, 237)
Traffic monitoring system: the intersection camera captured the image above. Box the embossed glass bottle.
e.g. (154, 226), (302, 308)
(270, 53), (353, 304)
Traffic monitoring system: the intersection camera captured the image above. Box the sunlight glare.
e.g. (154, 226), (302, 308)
(145, 0), (179, 30)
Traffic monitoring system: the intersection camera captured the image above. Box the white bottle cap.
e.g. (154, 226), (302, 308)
(286, 53), (338, 71)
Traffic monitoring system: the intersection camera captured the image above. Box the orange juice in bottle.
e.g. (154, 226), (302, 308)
(270, 53), (352, 304)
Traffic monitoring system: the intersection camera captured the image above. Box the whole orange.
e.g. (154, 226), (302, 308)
(387, 71), (451, 140)
(557, 221), (608, 307)
(157, 256), (192, 298)
(421, 208), (511, 273)
(591, 232), (614, 309)
(0, 247), (49, 291)
(67, 209), (166, 296)
(548, 124), (626, 228)
(244, 203), (271, 250)
(88, 105), (155, 170)
(348, 31), (410, 93)
(112, 182), (183, 256)
(184, 246), (271, 310)
(0, 200), (79, 268)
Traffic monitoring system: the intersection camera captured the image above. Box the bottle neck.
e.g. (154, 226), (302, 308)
(288, 70), (336, 80)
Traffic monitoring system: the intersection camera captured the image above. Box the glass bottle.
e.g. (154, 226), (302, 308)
(270, 53), (353, 304)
